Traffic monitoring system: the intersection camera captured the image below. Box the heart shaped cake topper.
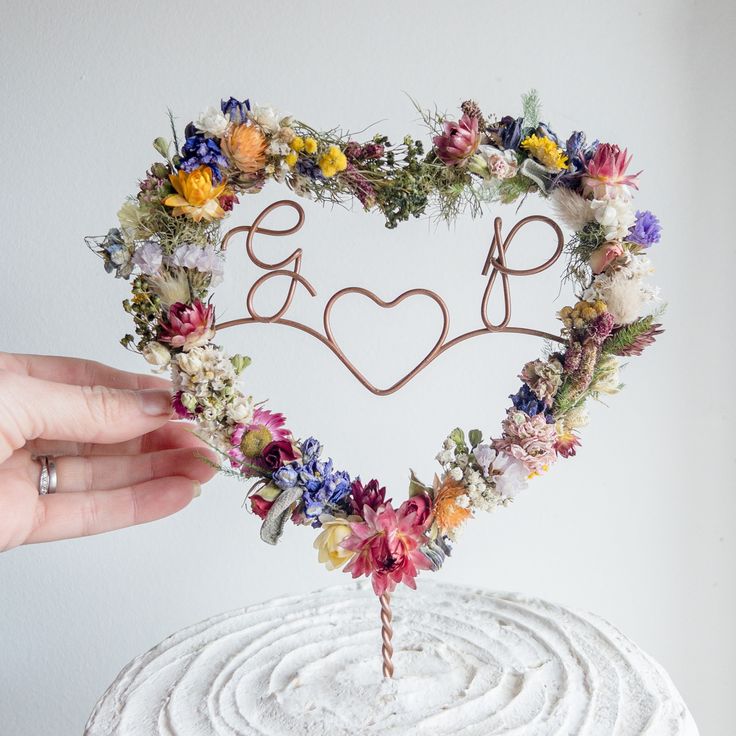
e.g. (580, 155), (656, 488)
(91, 91), (664, 680)
(217, 199), (565, 396)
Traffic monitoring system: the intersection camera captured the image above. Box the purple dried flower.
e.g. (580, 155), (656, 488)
(131, 241), (163, 275)
(628, 210), (662, 246)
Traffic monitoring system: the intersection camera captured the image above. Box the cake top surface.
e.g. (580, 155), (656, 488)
(85, 581), (697, 736)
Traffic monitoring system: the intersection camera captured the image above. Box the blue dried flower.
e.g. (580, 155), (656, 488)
(490, 115), (524, 151)
(98, 229), (133, 279)
(628, 210), (662, 247)
(509, 385), (555, 423)
(298, 458), (332, 493)
(273, 465), (299, 491)
(535, 122), (560, 145)
(221, 96), (250, 125)
(300, 437), (322, 464)
(179, 134), (228, 182)
(551, 132), (600, 191)
(295, 157), (325, 181)
(300, 463), (352, 525)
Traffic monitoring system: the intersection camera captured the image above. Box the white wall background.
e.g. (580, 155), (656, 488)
(1, 1), (733, 733)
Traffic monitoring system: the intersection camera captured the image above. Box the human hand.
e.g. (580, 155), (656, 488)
(0, 353), (218, 552)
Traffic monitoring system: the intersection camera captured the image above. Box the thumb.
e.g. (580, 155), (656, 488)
(0, 371), (174, 458)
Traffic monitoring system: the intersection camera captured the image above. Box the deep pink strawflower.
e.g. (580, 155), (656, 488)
(433, 114), (480, 166)
(342, 502), (432, 595)
(228, 408), (291, 470)
(159, 299), (215, 351)
(350, 479), (388, 514)
(583, 143), (641, 198)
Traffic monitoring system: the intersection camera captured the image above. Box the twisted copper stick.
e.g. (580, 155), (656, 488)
(380, 593), (394, 678)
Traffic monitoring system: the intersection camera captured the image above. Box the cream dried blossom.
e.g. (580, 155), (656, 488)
(149, 269), (191, 308)
(590, 354), (622, 395)
(117, 201), (149, 239)
(550, 187), (595, 231)
(562, 404), (590, 432)
(519, 358), (563, 405)
(226, 395), (255, 425)
(584, 253), (659, 325)
(142, 341), (171, 368)
(249, 104), (289, 134)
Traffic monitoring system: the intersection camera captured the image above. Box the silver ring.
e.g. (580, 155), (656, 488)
(37, 456), (58, 495)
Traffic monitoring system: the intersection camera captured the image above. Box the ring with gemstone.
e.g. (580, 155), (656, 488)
(36, 455), (57, 495)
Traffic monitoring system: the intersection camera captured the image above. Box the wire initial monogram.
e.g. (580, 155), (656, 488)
(216, 200), (566, 396)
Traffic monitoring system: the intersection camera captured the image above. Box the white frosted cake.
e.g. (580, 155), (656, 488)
(85, 582), (698, 735)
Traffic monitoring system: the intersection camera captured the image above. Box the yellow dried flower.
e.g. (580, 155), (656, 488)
(304, 137), (318, 154)
(318, 145), (348, 178)
(520, 134), (568, 170)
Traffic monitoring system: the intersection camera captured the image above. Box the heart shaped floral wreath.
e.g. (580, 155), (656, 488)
(89, 91), (663, 597)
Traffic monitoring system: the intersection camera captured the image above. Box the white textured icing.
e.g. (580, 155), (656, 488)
(85, 582), (698, 736)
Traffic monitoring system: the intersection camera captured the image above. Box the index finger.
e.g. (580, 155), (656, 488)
(0, 353), (169, 390)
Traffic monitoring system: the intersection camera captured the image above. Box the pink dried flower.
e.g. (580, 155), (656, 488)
(349, 479), (387, 514)
(228, 408), (291, 470)
(433, 114), (480, 166)
(554, 431), (581, 459)
(589, 241), (624, 274)
(563, 341), (583, 373)
(158, 300), (215, 351)
(492, 409), (558, 475)
(342, 502), (432, 595)
(588, 312), (616, 345)
(344, 163), (377, 209)
(399, 493), (432, 528)
(172, 390), (195, 419)
(582, 143), (641, 198)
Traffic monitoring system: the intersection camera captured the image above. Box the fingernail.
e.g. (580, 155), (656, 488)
(192, 482), (201, 498)
(138, 389), (173, 416)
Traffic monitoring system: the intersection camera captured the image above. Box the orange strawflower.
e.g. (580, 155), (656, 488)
(221, 123), (267, 175)
(432, 474), (471, 535)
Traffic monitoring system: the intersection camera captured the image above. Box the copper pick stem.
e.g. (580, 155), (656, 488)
(380, 593), (394, 678)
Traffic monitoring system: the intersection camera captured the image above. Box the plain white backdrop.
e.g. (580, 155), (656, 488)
(1, 1), (734, 733)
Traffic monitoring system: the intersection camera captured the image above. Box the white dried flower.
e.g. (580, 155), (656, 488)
(195, 106), (230, 138)
(449, 466), (463, 481)
(590, 197), (636, 240)
(249, 104), (282, 133)
(226, 396), (254, 424)
(493, 453), (529, 499)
